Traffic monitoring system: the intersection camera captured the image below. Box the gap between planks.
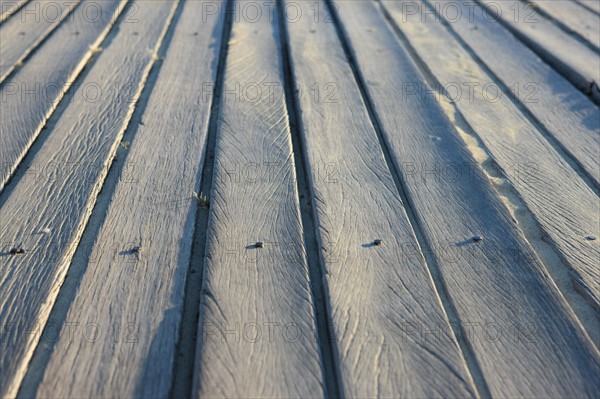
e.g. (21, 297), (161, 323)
(0, 0), (31, 24)
(15, 1), (186, 396)
(379, 0), (600, 312)
(375, 0), (600, 346)
(519, 0), (600, 53)
(329, 1), (598, 397)
(277, 0), (342, 396)
(324, 1), (491, 397)
(0, 1), (179, 397)
(169, 0), (234, 397)
(0, 0), (82, 84)
(474, 0), (600, 105)
(415, 0), (599, 197)
(421, 0), (600, 189)
(0, 0), (129, 192)
(574, 0), (600, 16)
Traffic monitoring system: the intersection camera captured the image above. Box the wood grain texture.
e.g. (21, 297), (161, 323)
(34, 1), (224, 396)
(428, 0), (600, 191)
(284, 1), (476, 397)
(383, 0), (600, 313)
(0, 2), (176, 397)
(191, 1), (325, 397)
(476, 0), (600, 103)
(0, 0), (126, 191)
(0, 0), (30, 23)
(335, 1), (600, 397)
(0, 0), (81, 82)
(575, 0), (600, 15)
(528, 0), (600, 50)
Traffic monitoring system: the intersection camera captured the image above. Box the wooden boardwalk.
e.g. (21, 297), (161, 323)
(0, 0), (598, 397)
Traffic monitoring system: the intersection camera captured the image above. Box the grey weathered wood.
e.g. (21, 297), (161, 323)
(476, 0), (600, 103)
(334, 1), (600, 397)
(0, 0), (30, 23)
(0, 0), (127, 191)
(284, 1), (476, 397)
(34, 1), (224, 396)
(383, 0), (600, 313)
(0, 0), (81, 82)
(527, 0), (600, 50)
(191, 2), (325, 397)
(575, 0), (600, 15)
(426, 0), (600, 190)
(0, 2), (176, 397)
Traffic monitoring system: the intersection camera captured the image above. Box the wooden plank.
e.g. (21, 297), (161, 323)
(383, 0), (600, 313)
(333, 1), (600, 397)
(0, 0), (127, 191)
(0, 0), (81, 82)
(34, 1), (224, 396)
(283, 1), (476, 397)
(0, 0), (30, 23)
(575, 0), (600, 15)
(476, 0), (600, 103)
(191, 2), (325, 397)
(0, 2), (176, 398)
(424, 0), (600, 192)
(527, 0), (600, 50)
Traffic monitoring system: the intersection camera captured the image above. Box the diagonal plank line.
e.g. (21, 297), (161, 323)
(323, 1), (492, 397)
(0, 0), (31, 24)
(0, 0), (83, 84)
(170, 1), (235, 397)
(0, 0), (129, 193)
(15, 1), (187, 396)
(277, 0), (343, 397)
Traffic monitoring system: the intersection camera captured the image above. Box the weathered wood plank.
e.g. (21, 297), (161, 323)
(383, 0), (600, 313)
(0, 0), (127, 191)
(334, 1), (600, 397)
(191, 2), (325, 397)
(283, 1), (476, 397)
(476, 0), (600, 103)
(527, 0), (600, 50)
(575, 0), (600, 15)
(425, 0), (600, 192)
(0, 0), (30, 23)
(34, 1), (224, 396)
(0, 0), (81, 82)
(0, 2), (176, 397)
